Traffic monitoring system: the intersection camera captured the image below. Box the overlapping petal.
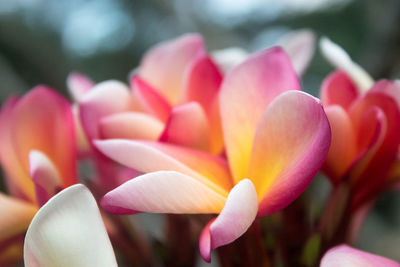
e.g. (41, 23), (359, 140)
(320, 245), (400, 267)
(28, 150), (62, 207)
(99, 112), (164, 140)
(220, 47), (301, 182)
(159, 102), (210, 151)
(320, 37), (374, 92)
(139, 33), (206, 104)
(247, 91), (331, 216)
(0, 194), (37, 242)
(279, 29), (316, 76)
(67, 72), (94, 102)
(131, 76), (171, 122)
(320, 71), (359, 110)
(4, 87), (77, 201)
(24, 184), (117, 267)
(199, 179), (258, 262)
(94, 139), (233, 193)
(322, 105), (358, 183)
(101, 171), (227, 214)
(79, 80), (132, 141)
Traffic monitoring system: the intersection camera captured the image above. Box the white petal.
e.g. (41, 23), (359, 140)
(320, 37), (374, 92)
(24, 184), (117, 267)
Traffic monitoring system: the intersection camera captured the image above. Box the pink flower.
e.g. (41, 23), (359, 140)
(0, 87), (77, 264)
(321, 244), (399, 267)
(96, 45), (331, 262)
(319, 38), (400, 207)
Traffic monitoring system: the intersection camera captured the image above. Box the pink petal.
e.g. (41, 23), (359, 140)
(99, 112), (164, 140)
(79, 80), (132, 141)
(0, 194), (37, 242)
(159, 102), (211, 151)
(220, 46), (300, 182)
(11, 87), (77, 190)
(94, 139), (233, 193)
(0, 96), (34, 200)
(247, 91), (331, 216)
(131, 76), (171, 122)
(320, 245), (399, 267)
(370, 80), (400, 108)
(101, 171), (227, 214)
(322, 105), (358, 183)
(199, 179), (258, 262)
(139, 33), (206, 104)
(279, 29), (316, 76)
(181, 54), (224, 153)
(29, 150), (62, 207)
(67, 72), (94, 102)
(24, 184), (117, 267)
(320, 71), (359, 110)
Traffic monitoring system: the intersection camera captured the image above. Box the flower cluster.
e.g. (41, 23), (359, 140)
(0, 32), (399, 266)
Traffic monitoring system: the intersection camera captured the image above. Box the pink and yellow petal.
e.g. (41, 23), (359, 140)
(220, 47), (300, 182)
(0, 96), (34, 201)
(247, 91), (331, 216)
(94, 139), (233, 194)
(0, 194), (37, 241)
(320, 245), (399, 267)
(11, 87), (77, 189)
(199, 179), (258, 262)
(101, 171), (227, 215)
(139, 33), (206, 104)
(24, 184), (117, 267)
(160, 102), (211, 151)
(99, 112), (164, 140)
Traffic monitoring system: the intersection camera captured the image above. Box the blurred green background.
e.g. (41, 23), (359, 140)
(0, 0), (399, 263)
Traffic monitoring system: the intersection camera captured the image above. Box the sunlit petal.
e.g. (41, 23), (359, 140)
(101, 171), (227, 214)
(94, 139), (233, 194)
(220, 47), (300, 182)
(247, 91), (330, 216)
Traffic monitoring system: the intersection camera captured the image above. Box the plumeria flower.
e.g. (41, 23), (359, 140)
(320, 244), (400, 267)
(77, 33), (224, 156)
(96, 46), (331, 262)
(0, 87), (77, 264)
(319, 37), (400, 207)
(24, 184), (117, 267)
